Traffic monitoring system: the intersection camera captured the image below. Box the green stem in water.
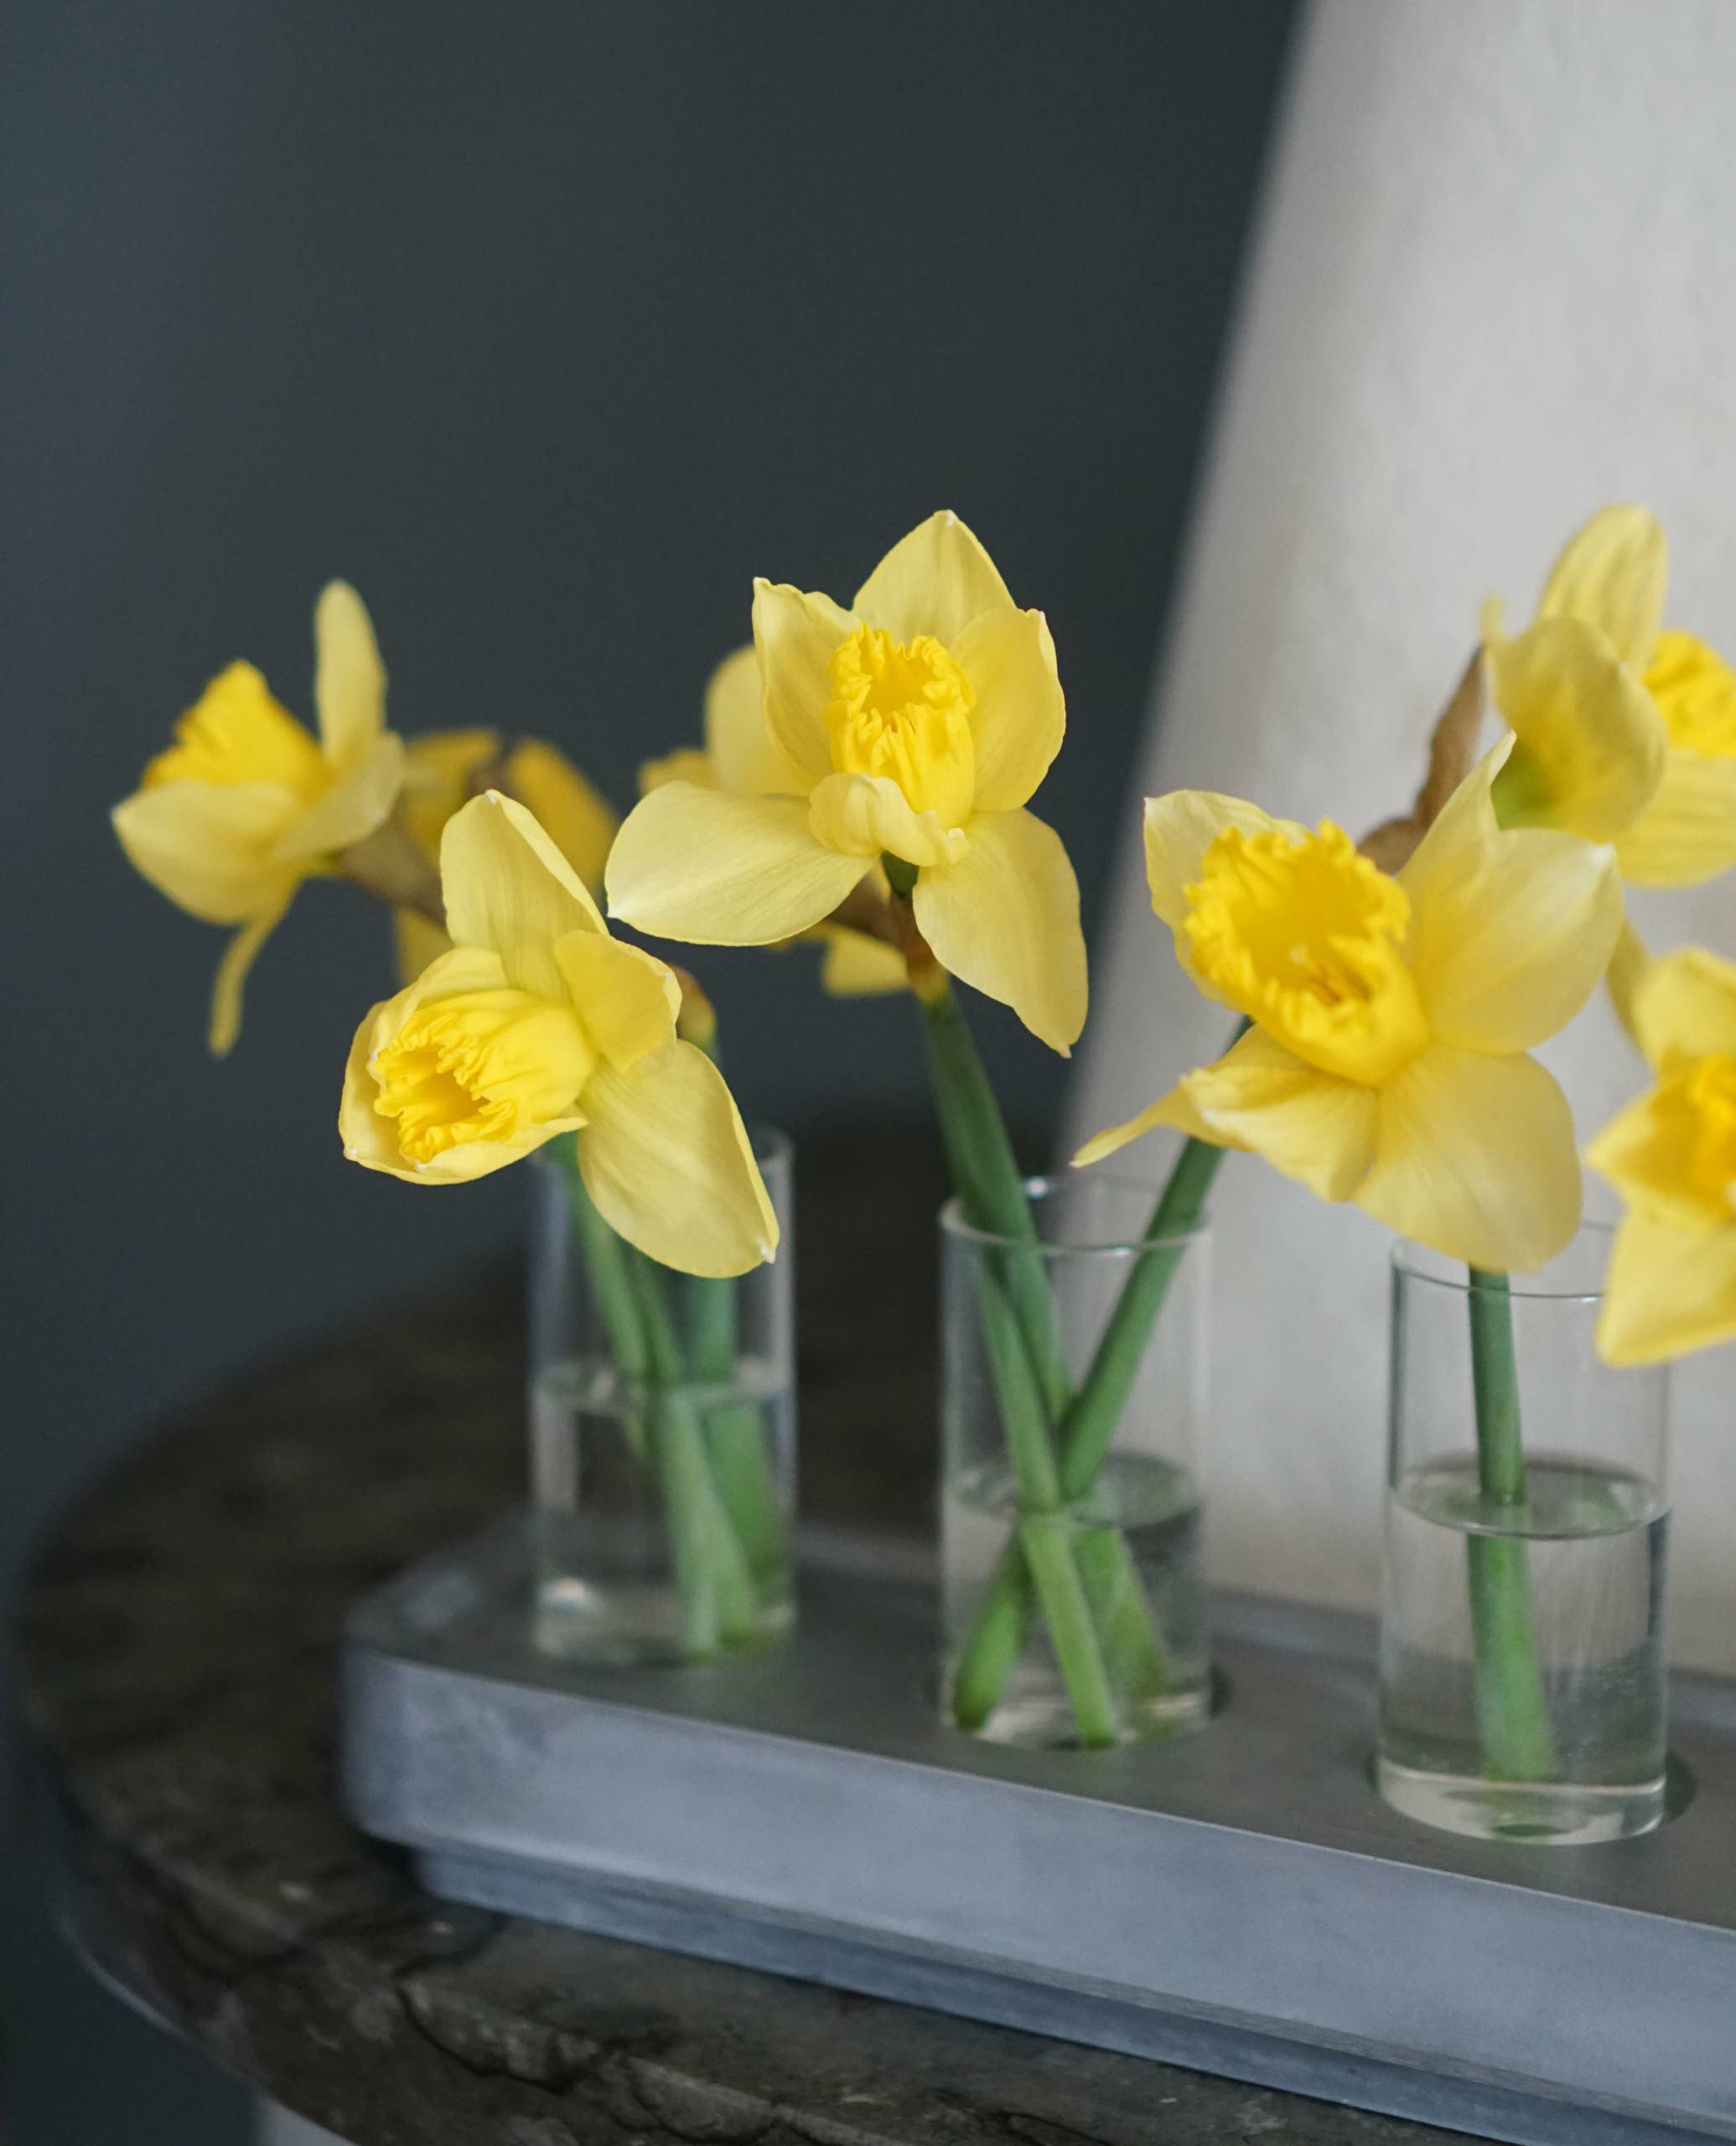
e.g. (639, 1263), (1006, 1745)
(1465, 1269), (1557, 1782)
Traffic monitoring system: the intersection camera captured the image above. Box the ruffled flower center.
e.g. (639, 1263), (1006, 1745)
(145, 662), (329, 800)
(824, 625), (976, 829)
(1644, 630), (1736, 759)
(1184, 822), (1429, 1085)
(371, 988), (593, 1164)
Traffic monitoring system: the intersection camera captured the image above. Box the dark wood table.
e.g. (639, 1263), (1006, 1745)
(18, 1131), (1458, 2144)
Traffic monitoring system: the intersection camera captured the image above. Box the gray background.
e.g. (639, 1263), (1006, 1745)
(1, 3), (1294, 2137)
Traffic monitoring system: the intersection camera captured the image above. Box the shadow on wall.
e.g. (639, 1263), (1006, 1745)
(0, 3), (1295, 2138)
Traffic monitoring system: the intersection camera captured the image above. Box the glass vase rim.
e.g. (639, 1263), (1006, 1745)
(1390, 1221), (1616, 1304)
(530, 1121), (791, 1176)
(939, 1170), (1210, 1256)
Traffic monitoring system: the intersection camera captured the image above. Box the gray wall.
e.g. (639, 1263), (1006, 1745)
(0, 3), (1294, 2137)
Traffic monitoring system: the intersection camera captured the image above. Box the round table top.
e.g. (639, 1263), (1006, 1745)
(18, 1130), (1454, 2145)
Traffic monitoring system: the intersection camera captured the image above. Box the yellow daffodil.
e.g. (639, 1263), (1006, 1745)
(607, 511), (1086, 1052)
(113, 583), (406, 1054)
(341, 792), (775, 1278)
(1588, 946), (1736, 1364)
(1075, 744), (1623, 1271)
(640, 645), (907, 998)
(395, 728), (617, 980)
(1484, 505), (1736, 885)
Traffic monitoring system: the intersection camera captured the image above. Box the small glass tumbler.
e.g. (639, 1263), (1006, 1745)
(1378, 1230), (1671, 1844)
(941, 1174), (1211, 1749)
(527, 1130), (795, 1666)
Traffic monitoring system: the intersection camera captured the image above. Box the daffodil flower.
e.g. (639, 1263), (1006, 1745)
(606, 511), (1086, 1053)
(113, 583), (406, 1054)
(1588, 946), (1736, 1364)
(1075, 744), (1623, 1271)
(640, 645), (908, 998)
(1485, 505), (1736, 885)
(395, 728), (617, 980)
(340, 791), (775, 1278)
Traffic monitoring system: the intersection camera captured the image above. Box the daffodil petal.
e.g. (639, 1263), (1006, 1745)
(394, 906), (453, 984)
(314, 581), (387, 774)
(1164, 1026), (1378, 1200)
(1143, 791), (1306, 931)
(112, 781), (304, 922)
(1613, 748), (1736, 888)
(1536, 504), (1666, 672)
(1487, 616), (1666, 841)
(208, 896), (292, 1057)
(1073, 1085), (1220, 1170)
(1356, 1044), (1580, 1271)
(607, 782), (868, 945)
(640, 748), (717, 795)
(1400, 742), (1624, 1053)
(1596, 1211), (1736, 1366)
(750, 579), (856, 786)
(913, 806), (1086, 1054)
(705, 642), (806, 797)
(272, 732), (406, 862)
(950, 606), (1065, 814)
(553, 930), (680, 1075)
(1585, 1081), (1728, 1231)
(1605, 919), (1651, 1051)
(504, 739), (618, 899)
(849, 510), (1016, 646)
(817, 924), (908, 996)
(401, 728), (501, 858)
(442, 790), (604, 998)
(578, 1042), (777, 1278)
(1629, 944), (1736, 1070)
(808, 772), (966, 868)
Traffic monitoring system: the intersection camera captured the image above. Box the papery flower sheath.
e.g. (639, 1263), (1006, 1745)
(1075, 744), (1623, 1271)
(341, 791), (776, 1278)
(606, 511), (1086, 1052)
(639, 645), (906, 998)
(395, 728), (617, 980)
(1589, 946), (1736, 1364)
(113, 583), (406, 1053)
(1484, 505), (1736, 885)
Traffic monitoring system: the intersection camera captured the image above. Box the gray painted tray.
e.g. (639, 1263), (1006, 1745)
(340, 1517), (1736, 2145)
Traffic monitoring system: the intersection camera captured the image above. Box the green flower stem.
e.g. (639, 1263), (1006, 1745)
(624, 1252), (764, 1652)
(552, 1144), (651, 1461)
(920, 981), (1158, 1740)
(1466, 1269), (1557, 1781)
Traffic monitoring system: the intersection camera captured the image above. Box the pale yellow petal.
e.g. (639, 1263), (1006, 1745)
(207, 897), (293, 1057)
(505, 739), (618, 898)
(1143, 790), (1304, 931)
(578, 1042), (778, 1278)
(807, 772), (967, 868)
(950, 606), (1065, 814)
(1613, 749), (1736, 887)
(1356, 1044), (1580, 1272)
(1605, 919), (1651, 1051)
(912, 806), (1086, 1054)
(1400, 742), (1624, 1054)
(1536, 504), (1666, 671)
(850, 511), (1015, 645)
(817, 925), (908, 996)
(1585, 1081), (1728, 1232)
(606, 781), (868, 945)
(1486, 616), (1666, 840)
(401, 728), (500, 857)
(640, 748), (718, 795)
(553, 930), (680, 1075)
(1163, 1026), (1378, 1200)
(314, 580), (387, 774)
(394, 906), (453, 984)
(441, 790), (604, 998)
(272, 732), (406, 861)
(705, 642), (806, 797)
(1596, 1211), (1736, 1366)
(750, 578), (856, 786)
(1630, 944), (1736, 1070)
(112, 781), (303, 922)
(1073, 1085), (1220, 1171)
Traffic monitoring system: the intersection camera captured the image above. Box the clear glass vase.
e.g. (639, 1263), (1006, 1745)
(1377, 1229), (1671, 1844)
(941, 1174), (1211, 1750)
(527, 1130), (795, 1666)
